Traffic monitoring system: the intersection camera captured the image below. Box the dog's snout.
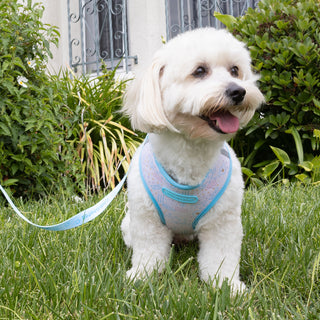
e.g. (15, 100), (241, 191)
(226, 83), (246, 105)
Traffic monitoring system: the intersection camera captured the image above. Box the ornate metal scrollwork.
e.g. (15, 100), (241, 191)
(166, 0), (259, 40)
(68, 0), (135, 74)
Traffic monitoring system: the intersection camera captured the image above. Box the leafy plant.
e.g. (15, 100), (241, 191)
(218, 0), (320, 185)
(52, 66), (142, 193)
(0, 0), (83, 197)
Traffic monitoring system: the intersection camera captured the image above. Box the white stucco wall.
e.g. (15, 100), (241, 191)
(127, 0), (166, 70)
(41, 1), (70, 73)
(41, 0), (167, 74)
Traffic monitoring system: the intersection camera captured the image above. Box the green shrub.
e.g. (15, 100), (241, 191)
(0, 0), (82, 197)
(223, 0), (320, 185)
(0, 0), (142, 199)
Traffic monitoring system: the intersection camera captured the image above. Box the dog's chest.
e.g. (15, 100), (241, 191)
(139, 140), (232, 235)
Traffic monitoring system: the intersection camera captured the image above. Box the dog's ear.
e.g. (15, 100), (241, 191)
(123, 60), (176, 133)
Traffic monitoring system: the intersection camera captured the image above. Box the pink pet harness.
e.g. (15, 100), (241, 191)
(139, 139), (232, 235)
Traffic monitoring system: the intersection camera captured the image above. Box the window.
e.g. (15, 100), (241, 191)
(165, 0), (259, 40)
(67, 0), (137, 74)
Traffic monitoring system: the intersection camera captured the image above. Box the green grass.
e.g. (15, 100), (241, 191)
(0, 184), (320, 319)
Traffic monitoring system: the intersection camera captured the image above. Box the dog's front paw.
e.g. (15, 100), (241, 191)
(230, 279), (247, 295)
(126, 267), (149, 281)
(126, 258), (167, 282)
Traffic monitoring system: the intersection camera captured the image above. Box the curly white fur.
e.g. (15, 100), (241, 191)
(121, 28), (264, 293)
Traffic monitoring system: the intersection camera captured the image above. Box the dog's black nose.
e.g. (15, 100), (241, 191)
(226, 83), (246, 105)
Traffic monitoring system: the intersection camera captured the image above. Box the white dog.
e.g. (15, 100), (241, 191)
(121, 28), (264, 292)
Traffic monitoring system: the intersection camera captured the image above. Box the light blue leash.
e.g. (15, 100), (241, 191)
(0, 137), (147, 231)
(0, 174), (127, 231)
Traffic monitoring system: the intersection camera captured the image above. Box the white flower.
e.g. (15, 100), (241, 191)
(27, 60), (36, 69)
(72, 195), (83, 203)
(17, 76), (28, 88)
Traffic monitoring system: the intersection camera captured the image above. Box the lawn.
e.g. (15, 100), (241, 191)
(0, 183), (319, 319)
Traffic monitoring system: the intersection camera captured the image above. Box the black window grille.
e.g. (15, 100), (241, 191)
(67, 0), (137, 75)
(165, 0), (259, 40)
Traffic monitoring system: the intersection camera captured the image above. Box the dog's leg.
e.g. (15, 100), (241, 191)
(121, 208), (132, 248)
(197, 213), (246, 293)
(123, 205), (173, 280)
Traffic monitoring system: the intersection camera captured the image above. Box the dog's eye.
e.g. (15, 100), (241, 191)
(230, 66), (239, 77)
(192, 66), (208, 78)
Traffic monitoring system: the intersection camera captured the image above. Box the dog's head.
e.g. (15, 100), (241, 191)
(123, 28), (264, 140)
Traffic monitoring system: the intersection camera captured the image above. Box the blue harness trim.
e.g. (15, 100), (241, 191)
(139, 139), (232, 234)
(162, 188), (199, 204)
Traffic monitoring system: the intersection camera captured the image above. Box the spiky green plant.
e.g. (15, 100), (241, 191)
(52, 65), (143, 193)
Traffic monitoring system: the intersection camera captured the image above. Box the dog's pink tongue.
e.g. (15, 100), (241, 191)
(210, 111), (239, 133)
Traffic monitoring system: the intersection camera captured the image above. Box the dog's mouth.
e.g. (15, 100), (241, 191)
(200, 110), (240, 134)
